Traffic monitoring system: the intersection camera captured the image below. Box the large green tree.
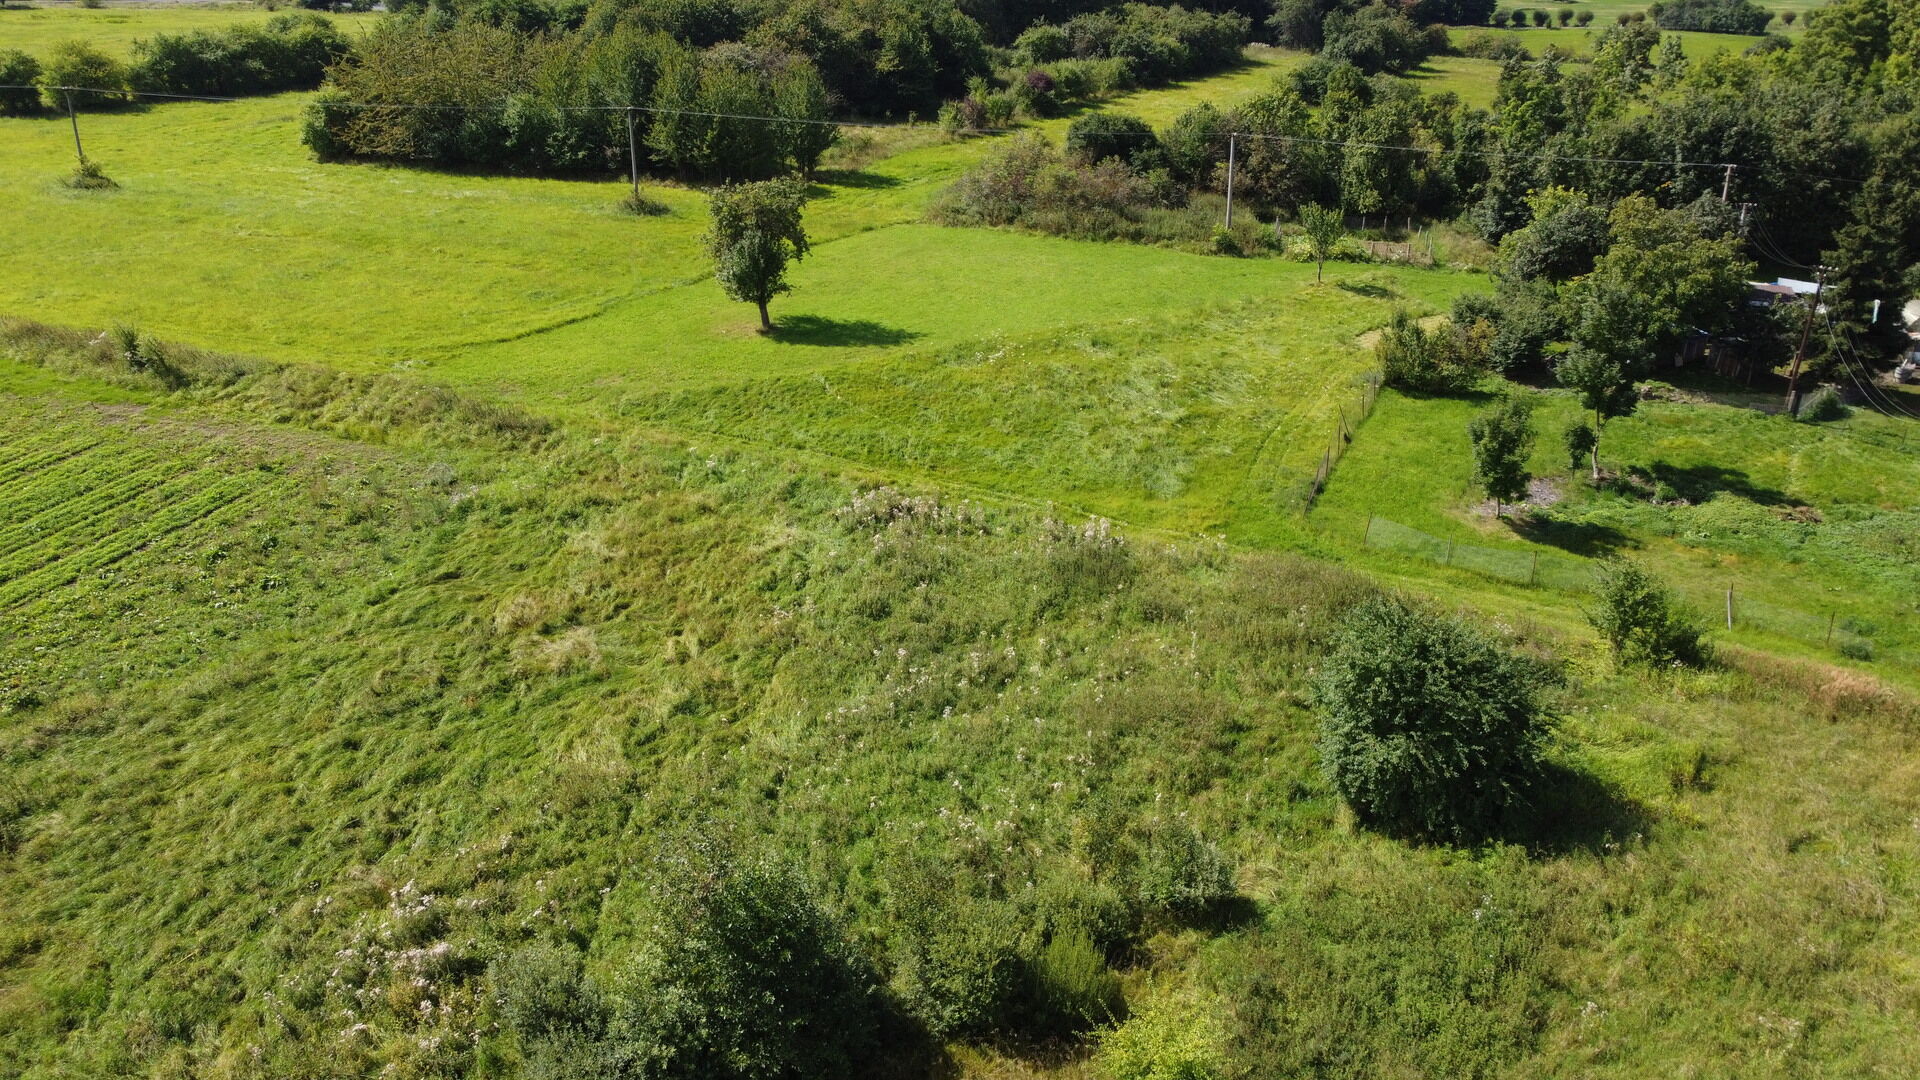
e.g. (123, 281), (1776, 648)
(705, 177), (811, 331)
(1468, 395), (1536, 515)
(1556, 196), (1751, 478)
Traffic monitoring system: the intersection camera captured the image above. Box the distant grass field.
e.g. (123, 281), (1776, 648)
(0, 5), (375, 60)
(1448, 24), (1787, 57)
(0, 59), (1445, 412)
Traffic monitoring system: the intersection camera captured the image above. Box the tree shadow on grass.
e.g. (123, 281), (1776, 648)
(1336, 281), (1396, 299)
(1499, 762), (1656, 856)
(770, 315), (923, 347)
(810, 168), (902, 190)
(1507, 514), (1634, 558)
(1645, 461), (1790, 506)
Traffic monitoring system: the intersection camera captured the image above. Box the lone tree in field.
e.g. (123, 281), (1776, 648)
(1297, 202), (1343, 283)
(1315, 595), (1555, 843)
(1468, 394), (1535, 516)
(704, 177), (811, 332)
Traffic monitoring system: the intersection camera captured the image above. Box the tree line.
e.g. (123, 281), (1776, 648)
(0, 13), (350, 116)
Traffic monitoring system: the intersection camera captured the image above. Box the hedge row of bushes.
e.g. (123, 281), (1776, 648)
(0, 14), (349, 113)
(303, 18), (832, 178)
(1009, 3), (1250, 83)
(1650, 0), (1774, 33)
(938, 4), (1251, 133)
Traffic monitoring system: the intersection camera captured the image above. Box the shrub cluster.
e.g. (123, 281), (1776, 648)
(0, 49), (41, 116)
(930, 133), (1164, 237)
(18, 16), (346, 113)
(1795, 384), (1849, 422)
(133, 13), (351, 97)
(31, 41), (132, 111)
(1320, 3), (1447, 76)
(940, 3), (1250, 129)
(1376, 309), (1489, 394)
(1587, 558), (1711, 666)
(938, 74), (1480, 250)
(1315, 595), (1556, 843)
(496, 841), (886, 1080)
(1651, 0), (1773, 34)
(884, 817), (1236, 1042)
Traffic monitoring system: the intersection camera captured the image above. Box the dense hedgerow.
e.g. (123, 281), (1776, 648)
(305, 16), (834, 177)
(132, 13), (351, 97)
(938, 72), (1485, 248)
(1650, 0), (1773, 33)
(1315, 595), (1556, 842)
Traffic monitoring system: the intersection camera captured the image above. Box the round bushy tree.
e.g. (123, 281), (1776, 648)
(0, 50), (45, 116)
(1315, 596), (1554, 842)
(604, 841), (883, 1080)
(36, 40), (131, 110)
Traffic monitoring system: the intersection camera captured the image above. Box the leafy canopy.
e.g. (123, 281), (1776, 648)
(1468, 393), (1536, 513)
(704, 177), (811, 329)
(1315, 595), (1556, 843)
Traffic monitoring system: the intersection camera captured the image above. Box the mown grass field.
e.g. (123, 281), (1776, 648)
(3, 20), (1918, 1078)
(0, 5), (375, 60)
(0, 4), (376, 57)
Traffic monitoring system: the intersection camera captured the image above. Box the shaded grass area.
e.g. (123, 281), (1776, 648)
(1, 350), (1916, 1079)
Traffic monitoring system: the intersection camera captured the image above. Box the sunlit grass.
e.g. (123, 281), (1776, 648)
(0, 5), (376, 60)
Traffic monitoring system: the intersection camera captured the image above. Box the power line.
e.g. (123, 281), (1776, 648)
(1822, 310), (1920, 420)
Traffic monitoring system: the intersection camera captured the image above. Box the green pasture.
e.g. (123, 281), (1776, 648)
(0, 5), (376, 60)
(1449, 24), (1787, 56)
(2, 22), (1919, 1078)
(3, 346), (1917, 1079)
(623, 278), (1464, 541)
(1312, 382), (1920, 673)
(1483, 0), (1829, 22)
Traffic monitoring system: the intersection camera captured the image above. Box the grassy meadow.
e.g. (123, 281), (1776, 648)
(4, 327), (1918, 1080)
(4, 17), (1919, 1079)
(0, 5), (376, 60)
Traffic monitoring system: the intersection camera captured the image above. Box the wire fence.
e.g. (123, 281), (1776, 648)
(1304, 371), (1381, 507)
(1359, 514), (1908, 665)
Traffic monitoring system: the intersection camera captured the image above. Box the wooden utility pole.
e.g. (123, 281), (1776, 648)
(625, 107), (640, 200)
(1223, 133), (1237, 229)
(1784, 266), (1827, 416)
(1720, 163), (1735, 202)
(65, 91), (85, 168)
